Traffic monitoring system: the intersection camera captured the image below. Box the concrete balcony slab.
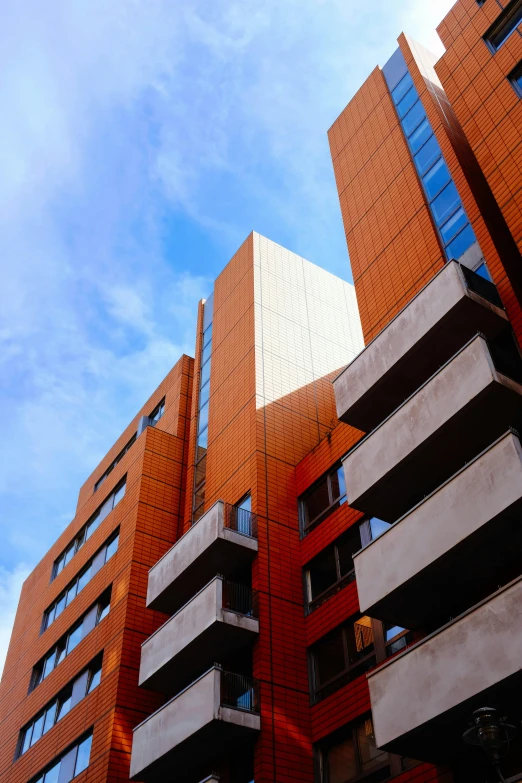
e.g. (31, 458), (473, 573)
(140, 577), (259, 696)
(368, 576), (522, 762)
(343, 335), (522, 522)
(333, 261), (507, 432)
(147, 501), (258, 614)
(130, 667), (260, 783)
(354, 431), (522, 630)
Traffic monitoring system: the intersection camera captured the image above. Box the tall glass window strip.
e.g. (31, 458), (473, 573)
(389, 69), (477, 263)
(484, 0), (522, 52)
(18, 656), (102, 757)
(29, 732), (93, 783)
(30, 590), (111, 691)
(52, 479), (126, 580)
(192, 293), (213, 523)
(44, 530), (119, 630)
(94, 436), (135, 492)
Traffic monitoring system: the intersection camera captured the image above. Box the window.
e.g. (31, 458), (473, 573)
(94, 435), (135, 492)
(320, 716), (389, 783)
(304, 524), (362, 611)
(300, 465), (347, 536)
(235, 494), (253, 536)
(45, 531), (119, 630)
(29, 732), (93, 783)
(18, 658), (102, 758)
(149, 398), (165, 425)
(310, 615), (375, 702)
(192, 296), (213, 524)
(52, 480), (126, 580)
(484, 0), (522, 51)
(31, 591), (111, 691)
(509, 61), (522, 97)
(384, 623), (413, 657)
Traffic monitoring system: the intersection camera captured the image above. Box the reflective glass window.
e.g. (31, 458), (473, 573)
(74, 735), (93, 776)
(203, 322), (212, 347)
(391, 72), (413, 104)
(413, 134), (441, 176)
(408, 118), (431, 153)
(431, 181), (460, 226)
(105, 534), (119, 562)
(357, 718), (389, 772)
(87, 666), (102, 694)
(201, 340), (212, 367)
(67, 624), (83, 654)
(22, 727), (33, 754)
(198, 401), (209, 433)
(423, 158), (451, 200)
(77, 565), (92, 594)
(369, 517), (391, 540)
(440, 206), (468, 244)
(56, 692), (71, 721)
(43, 703), (57, 735)
(397, 86), (418, 118)
(475, 263), (493, 282)
(66, 582), (77, 607)
(445, 223), (476, 260)
(200, 357), (211, 388)
(402, 100), (425, 137)
(197, 426), (208, 450)
(54, 594), (66, 620)
(31, 714), (44, 745)
(486, 1), (522, 50)
(199, 380), (210, 408)
(42, 651), (56, 680)
(113, 482), (126, 507)
(43, 762), (60, 783)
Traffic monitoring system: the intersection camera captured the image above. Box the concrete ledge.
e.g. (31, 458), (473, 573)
(147, 501), (258, 614)
(343, 335), (522, 521)
(354, 430), (522, 629)
(333, 260), (507, 432)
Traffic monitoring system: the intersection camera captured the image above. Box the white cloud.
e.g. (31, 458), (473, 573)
(0, 564), (31, 678)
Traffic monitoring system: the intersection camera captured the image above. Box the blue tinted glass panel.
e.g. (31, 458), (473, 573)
(201, 340), (211, 367)
(391, 72), (414, 104)
(408, 119), (431, 153)
(105, 534), (119, 562)
(423, 158), (451, 200)
(440, 207), (468, 244)
(475, 263), (493, 282)
(414, 135), (441, 176)
(203, 322), (212, 347)
(369, 517), (391, 540)
(199, 380), (210, 408)
(31, 714), (44, 745)
(512, 70), (522, 96)
(198, 401), (209, 433)
(200, 357), (211, 388)
(397, 87), (418, 118)
(402, 100), (425, 137)
(74, 735), (93, 776)
(197, 426), (208, 450)
(445, 223), (476, 260)
(43, 703), (56, 734)
(67, 624), (83, 654)
(336, 466), (346, 499)
(488, 5), (522, 50)
(385, 624), (405, 642)
(431, 181), (460, 226)
(77, 565), (92, 594)
(44, 762), (60, 783)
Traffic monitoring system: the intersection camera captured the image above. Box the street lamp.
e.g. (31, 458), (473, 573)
(462, 707), (516, 783)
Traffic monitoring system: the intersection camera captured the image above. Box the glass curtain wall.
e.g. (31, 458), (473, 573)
(193, 293), (213, 523)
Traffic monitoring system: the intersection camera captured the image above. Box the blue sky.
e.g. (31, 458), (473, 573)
(0, 0), (454, 671)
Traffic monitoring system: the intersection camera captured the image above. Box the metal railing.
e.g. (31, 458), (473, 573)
(222, 580), (259, 618)
(220, 670), (260, 713)
(461, 264), (504, 309)
(223, 503), (258, 539)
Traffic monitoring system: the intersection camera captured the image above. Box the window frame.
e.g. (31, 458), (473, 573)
(149, 398), (165, 425)
(484, 0), (522, 52)
(319, 714), (391, 783)
(94, 434), (136, 493)
(300, 464), (347, 537)
(28, 731), (93, 783)
(304, 525), (362, 612)
(509, 60), (522, 97)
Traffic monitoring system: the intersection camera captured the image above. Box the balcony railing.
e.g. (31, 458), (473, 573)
(223, 504), (258, 539)
(460, 264), (504, 309)
(220, 671), (260, 714)
(222, 581), (259, 618)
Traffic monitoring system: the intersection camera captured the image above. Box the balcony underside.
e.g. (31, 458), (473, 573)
(132, 715), (259, 783)
(343, 338), (522, 522)
(140, 614), (259, 695)
(354, 431), (522, 630)
(334, 261), (507, 432)
(368, 577), (522, 763)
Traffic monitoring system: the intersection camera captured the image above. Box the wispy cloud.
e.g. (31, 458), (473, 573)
(0, 0), (455, 671)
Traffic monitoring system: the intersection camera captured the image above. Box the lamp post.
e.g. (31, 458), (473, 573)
(462, 707), (516, 783)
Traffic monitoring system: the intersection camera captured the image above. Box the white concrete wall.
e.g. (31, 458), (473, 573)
(253, 233), (363, 408)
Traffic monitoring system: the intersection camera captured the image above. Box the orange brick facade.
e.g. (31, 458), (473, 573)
(2, 3), (522, 783)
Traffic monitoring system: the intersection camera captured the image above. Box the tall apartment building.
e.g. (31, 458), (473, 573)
(2, 3), (522, 783)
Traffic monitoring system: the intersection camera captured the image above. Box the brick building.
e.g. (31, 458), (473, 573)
(2, 2), (522, 783)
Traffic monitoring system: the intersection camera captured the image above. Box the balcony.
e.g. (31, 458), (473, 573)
(333, 261), (507, 432)
(147, 501), (258, 614)
(130, 667), (260, 782)
(140, 577), (259, 695)
(354, 430), (522, 630)
(342, 334), (522, 522)
(367, 575), (522, 763)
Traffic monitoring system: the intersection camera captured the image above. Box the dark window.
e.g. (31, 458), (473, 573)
(384, 623), (413, 657)
(31, 591), (110, 691)
(320, 715), (389, 783)
(52, 480), (126, 580)
(359, 517), (392, 548)
(18, 658), (102, 758)
(149, 398), (165, 425)
(310, 615), (375, 702)
(29, 732), (93, 783)
(484, 0), (522, 51)
(94, 434), (136, 492)
(305, 525), (361, 611)
(45, 531), (119, 630)
(509, 61), (522, 97)
(300, 465), (347, 535)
